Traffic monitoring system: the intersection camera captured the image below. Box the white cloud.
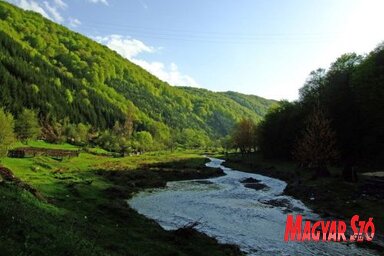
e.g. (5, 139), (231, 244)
(96, 35), (155, 59)
(15, 0), (51, 19)
(53, 0), (66, 9)
(87, 0), (108, 6)
(10, 0), (85, 29)
(96, 35), (199, 87)
(134, 60), (199, 87)
(10, 0), (66, 23)
(43, 1), (63, 22)
(68, 17), (81, 27)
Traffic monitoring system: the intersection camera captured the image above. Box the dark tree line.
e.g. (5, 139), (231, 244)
(258, 45), (384, 172)
(231, 43), (384, 179)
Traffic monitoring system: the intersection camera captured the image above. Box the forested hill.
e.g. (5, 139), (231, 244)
(0, 1), (274, 146)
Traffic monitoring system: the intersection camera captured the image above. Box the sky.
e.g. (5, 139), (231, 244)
(6, 0), (384, 100)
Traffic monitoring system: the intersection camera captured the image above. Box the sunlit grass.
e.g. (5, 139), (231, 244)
(0, 142), (239, 255)
(11, 140), (80, 150)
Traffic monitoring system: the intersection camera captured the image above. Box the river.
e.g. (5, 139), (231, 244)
(128, 158), (377, 255)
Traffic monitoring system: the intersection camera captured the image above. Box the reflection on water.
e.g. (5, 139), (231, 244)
(128, 158), (377, 255)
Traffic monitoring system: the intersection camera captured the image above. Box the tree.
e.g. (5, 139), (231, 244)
(64, 123), (90, 146)
(293, 106), (338, 177)
(112, 110), (134, 140)
(40, 117), (66, 144)
(299, 68), (326, 103)
(258, 102), (306, 159)
(134, 131), (153, 152)
(323, 53), (363, 181)
(0, 108), (15, 157)
(232, 118), (257, 154)
(122, 110), (134, 139)
(351, 45), (384, 166)
(177, 128), (209, 149)
(95, 130), (121, 152)
(220, 135), (233, 154)
(15, 108), (41, 143)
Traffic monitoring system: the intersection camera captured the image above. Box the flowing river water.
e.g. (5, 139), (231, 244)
(128, 158), (378, 255)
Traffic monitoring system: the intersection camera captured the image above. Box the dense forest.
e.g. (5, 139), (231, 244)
(0, 1), (274, 153)
(231, 47), (384, 175)
(3, 0), (382, 170)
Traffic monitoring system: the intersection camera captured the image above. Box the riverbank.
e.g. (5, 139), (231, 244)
(0, 145), (242, 256)
(219, 152), (384, 252)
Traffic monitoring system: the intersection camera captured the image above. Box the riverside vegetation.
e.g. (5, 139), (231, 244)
(0, 142), (242, 256)
(0, 1), (266, 254)
(0, 0), (384, 255)
(224, 33), (384, 252)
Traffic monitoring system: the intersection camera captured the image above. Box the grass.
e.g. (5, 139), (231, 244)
(10, 140), (80, 151)
(0, 144), (242, 256)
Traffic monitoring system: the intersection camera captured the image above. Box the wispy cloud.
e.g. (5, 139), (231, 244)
(9, 0), (64, 22)
(43, 1), (63, 22)
(13, 0), (51, 19)
(96, 35), (155, 59)
(96, 35), (199, 87)
(87, 0), (108, 6)
(53, 0), (66, 9)
(8, 0), (85, 28)
(68, 17), (81, 28)
(136, 60), (199, 87)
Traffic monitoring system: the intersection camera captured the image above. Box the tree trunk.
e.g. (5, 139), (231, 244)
(342, 162), (358, 182)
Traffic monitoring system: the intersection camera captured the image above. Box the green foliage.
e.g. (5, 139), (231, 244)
(94, 128), (133, 154)
(0, 108), (15, 156)
(134, 131), (153, 152)
(14, 108), (41, 143)
(0, 150), (239, 256)
(30, 83), (39, 94)
(257, 45), (384, 167)
(293, 106), (338, 175)
(175, 128), (210, 149)
(231, 118), (257, 154)
(219, 91), (274, 116)
(64, 122), (90, 146)
(0, 1), (274, 150)
(350, 47), (384, 164)
(65, 89), (73, 104)
(258, 101), (306, 159)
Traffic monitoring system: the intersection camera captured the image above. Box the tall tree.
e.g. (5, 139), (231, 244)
(293, 106), (338, 177)
(299, 68), (326, 104)
(0, 108), (15, 157)
(258, 101), (306, 159)
(134, 131), (153, 152)
(15, 108), (41, 143)
(232, 118), (257, 154)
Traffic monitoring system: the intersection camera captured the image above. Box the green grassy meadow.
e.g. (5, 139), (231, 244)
(0, 142), (241, 256)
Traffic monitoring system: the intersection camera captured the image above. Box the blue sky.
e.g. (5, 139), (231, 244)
(6, 0), (384, 100)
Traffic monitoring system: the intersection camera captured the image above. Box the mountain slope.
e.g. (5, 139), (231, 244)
(219, 91), (276, 116)
(0, 1), (275, 143)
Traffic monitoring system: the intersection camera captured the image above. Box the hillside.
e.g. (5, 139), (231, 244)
(0, 1), (274, 148)
(219, 91), (276, 117)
